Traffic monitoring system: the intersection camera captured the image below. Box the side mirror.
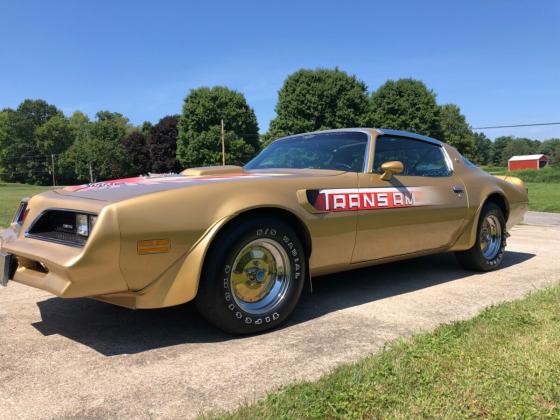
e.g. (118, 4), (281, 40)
(380, 161), (404, 181)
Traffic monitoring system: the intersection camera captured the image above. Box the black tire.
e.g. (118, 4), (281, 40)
(195, 217), (306, 334)
(455, 202), (507, 271)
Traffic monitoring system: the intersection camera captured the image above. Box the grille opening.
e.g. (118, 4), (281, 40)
(17, 256), (49, 274)
(26, 210), (95, 247)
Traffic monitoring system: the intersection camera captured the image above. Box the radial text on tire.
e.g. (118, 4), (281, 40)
(195, 216), (306, 334)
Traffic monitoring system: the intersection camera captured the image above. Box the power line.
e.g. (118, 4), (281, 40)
(473, 122), (560, 130)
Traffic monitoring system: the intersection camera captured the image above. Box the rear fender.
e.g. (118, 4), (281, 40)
(450, 189), (508, 252)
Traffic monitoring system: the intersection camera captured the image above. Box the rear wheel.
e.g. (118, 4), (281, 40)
(196, 217), (306, 334)
(455, 202), (507, 271)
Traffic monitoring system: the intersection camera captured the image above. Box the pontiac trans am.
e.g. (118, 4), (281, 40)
(0, 129), (528, 333)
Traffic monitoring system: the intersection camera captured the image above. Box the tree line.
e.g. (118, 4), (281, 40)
(1, 68), (558, 185)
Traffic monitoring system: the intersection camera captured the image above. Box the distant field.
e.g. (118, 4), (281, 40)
(0, 183), (54, 227)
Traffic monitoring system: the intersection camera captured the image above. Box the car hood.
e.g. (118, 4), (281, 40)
(54, 167), (345, 202)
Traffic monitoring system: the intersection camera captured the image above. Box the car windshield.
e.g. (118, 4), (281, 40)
(244, 131), (368, 172)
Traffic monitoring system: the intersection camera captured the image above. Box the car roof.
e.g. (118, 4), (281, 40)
(277, 128), (444, 146)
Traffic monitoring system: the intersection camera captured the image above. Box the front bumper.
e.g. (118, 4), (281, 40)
(1, 224), (127, 298)
(0, 251), (16, 287)
(0, 192), (128, 298)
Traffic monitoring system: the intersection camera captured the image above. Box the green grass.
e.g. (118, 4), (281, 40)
(482, 164), (560, 183)
(0, 183), (53, 227)
(479, 166), (560, 213)
(526, 182), (560, 213)
(217, 286), (560, 419)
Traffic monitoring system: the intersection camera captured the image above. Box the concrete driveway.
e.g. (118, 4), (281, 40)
(1, 215), (559, 419)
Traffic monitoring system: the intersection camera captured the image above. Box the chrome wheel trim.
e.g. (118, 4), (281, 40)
(230, 238), (292, 315)
(480, 214), (502, 260)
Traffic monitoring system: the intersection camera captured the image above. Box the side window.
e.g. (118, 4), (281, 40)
(373, 136), (451, 177)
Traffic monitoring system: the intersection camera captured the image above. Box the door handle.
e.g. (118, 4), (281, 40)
(452, 186), (464, 194)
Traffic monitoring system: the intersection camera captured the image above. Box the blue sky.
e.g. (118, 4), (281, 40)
(1, 0), (558, 140)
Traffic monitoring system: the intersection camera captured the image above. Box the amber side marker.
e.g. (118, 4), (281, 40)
(137, 239), (171, 255)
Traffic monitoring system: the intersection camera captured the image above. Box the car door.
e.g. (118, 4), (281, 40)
(352, 134), (468, 262)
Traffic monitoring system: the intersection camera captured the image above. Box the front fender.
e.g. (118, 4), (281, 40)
(96, 214), (232, 309)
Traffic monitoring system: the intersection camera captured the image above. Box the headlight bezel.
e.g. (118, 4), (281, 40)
(25, 209), (99, 247)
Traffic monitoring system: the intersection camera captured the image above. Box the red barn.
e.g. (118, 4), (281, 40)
(508, 154), (548, 171)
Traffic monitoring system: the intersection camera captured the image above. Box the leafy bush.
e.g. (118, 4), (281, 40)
(505, 164), (560, 183)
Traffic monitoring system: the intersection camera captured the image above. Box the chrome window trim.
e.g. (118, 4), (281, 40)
(256, 128), (373, 174)
(374, 128), (444, 146)
(441, 146), (455, 175)
(258, 128), (450, 175)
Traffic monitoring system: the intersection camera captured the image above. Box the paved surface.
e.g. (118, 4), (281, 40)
(523, 210), (560, 226)
(1, 220), (559, 419)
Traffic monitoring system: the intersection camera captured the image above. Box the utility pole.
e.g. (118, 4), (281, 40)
(221, 119), (225, 166)
(51, 154), (56, 186)
(89, 162), (93, 183)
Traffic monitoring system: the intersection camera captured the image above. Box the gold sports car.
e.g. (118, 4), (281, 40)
(0, 128), (528, 333)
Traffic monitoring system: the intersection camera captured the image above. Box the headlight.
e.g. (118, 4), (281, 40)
(76, 214), (89, 236)
(76, 214), (98, 237)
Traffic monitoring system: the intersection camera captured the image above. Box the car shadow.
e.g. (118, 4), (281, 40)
(32, 250), (535, 356)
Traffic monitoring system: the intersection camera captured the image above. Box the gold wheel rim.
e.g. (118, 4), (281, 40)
(230, 238), (291, 315)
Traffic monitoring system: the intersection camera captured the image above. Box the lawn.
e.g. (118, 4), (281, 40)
(0, 183), (54, 227)
(526, 182), (560, 213)
(219, 286), (560, 419)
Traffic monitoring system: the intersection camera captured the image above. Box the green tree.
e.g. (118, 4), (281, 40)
(62, 111), (129, 182)
(0, 99), (63, 184)
(265, 68), (369, 144)
(140, 121), (153, 137)
(179, 125), (255, 167)
(472, 132), (493, 165)
(439, 104), (475, 158)
(501, 138), (539, 166)
(368, 79), (442, 139)
(68, 111), (92, 139)
(491, 136), (513, 166)
(35, 114), (73, 155)
(177, 86), (259, 167)
(0, 110), (8, 178)
(539, 138), (560, 163)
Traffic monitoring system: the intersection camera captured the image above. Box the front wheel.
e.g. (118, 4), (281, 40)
(195, 217), (306, 334)
(455, 202), (507, 271)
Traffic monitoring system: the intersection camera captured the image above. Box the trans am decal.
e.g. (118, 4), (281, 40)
(63, 174), (279, 192)
(311, 187), (429, 212)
